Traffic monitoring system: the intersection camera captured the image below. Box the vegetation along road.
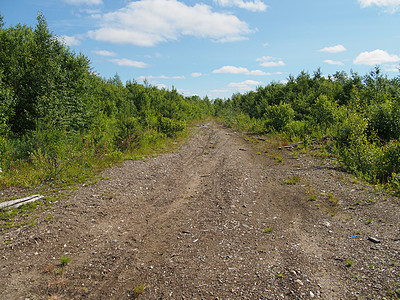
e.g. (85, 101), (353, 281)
(0, 120), (399, 299)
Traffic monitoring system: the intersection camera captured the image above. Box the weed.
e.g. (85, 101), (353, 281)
(328, 193), (339, 205)
(283, 175), (300, 185)
(346, 260), (354, 267)
(263, 227), (273, 233)
(366, 218), (373, 225)
(60, 256), (71, 267)
(57, 256), (71, 276)
(277, 273), (284, 278)
(308, 194), (317, 201)
(291, 151), (299, 159)
(132, 284), (149, 299)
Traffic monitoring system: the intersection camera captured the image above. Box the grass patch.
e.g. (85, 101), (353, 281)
(132, 284), (149, 299)
(327, 192), (339, 205)
(308, 194), (317, 201)
(346, 260), (354, 267)
(283, 175), (300, 185)
(263, 227), (273, 233)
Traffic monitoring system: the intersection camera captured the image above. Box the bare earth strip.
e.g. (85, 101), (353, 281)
(0, 121), (399, 299)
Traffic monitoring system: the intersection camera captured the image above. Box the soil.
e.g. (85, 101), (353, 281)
(0, 120), (399, 299)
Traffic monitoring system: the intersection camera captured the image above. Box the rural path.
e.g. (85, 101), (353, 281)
(0, 121), (399, 299)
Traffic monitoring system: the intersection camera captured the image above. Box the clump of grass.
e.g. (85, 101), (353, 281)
(60, 256), (71, 267)
(327, 193), (339, 205)
(346, 260), (354, 267)
(283, 175), (300, 185)
(263, 227), (273, 233)
(132, 284), (149, 299)
(57, 256), (71, 275)
(308, 194), (317, 201)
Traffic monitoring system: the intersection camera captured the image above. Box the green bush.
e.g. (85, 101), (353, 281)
(310, 94), (338, 129)
(264, 103), (295, 132)
(378, 140), (400, 182)
(368, 102), (400, 142)
(157, 115), (186, 137)
(285, 120), (309, 139)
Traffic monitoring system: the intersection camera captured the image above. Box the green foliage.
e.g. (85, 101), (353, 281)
(264, 103), (294, 132)
(368, 102), (400, 141)
(157, 115), (186, 137)
(0, 12), (212, 188)
(60, 256), (71, 267)
(213, 66), (400, 191)
(283, 175), (300, 185)
(310, 94), (338, 129)
(379, 141), (400, 182)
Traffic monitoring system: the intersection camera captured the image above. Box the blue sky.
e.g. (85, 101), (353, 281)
(1, 0), (400, 99)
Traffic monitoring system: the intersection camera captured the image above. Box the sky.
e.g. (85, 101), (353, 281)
(1, 0), (400, 99)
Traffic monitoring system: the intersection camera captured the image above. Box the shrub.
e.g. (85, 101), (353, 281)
(157, 115), (186, 137)
(285, 120), (309, 139)
(378, 140), (400, 182)
(368, 102), (400, 142)
(264, 103), (295, 132)
(310, 94), (338, 130)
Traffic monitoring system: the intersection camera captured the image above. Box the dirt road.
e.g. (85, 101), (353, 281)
(1, 121), (399, 299)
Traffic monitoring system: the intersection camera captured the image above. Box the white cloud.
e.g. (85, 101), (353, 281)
(156, 83), (168, 89)
(318, 44), (346, 53)
(353, 49), (400, 65)
(257, 56), (285, 67)
(109, 58), (148, 68)
(213, 0), (267, 12)
(210, 89), (230, 93)
(92, 50), (117, 57)
(88, 0), (251, 47)
(63, 0), (102, 5)
(228, 79), (262, 89)
(384, 64), (400, 72)
(358, 0), (400, 11)
(57, 35), (81, 46)
(191, 72), (203, 77)
(212, 66), (266, 75)
(137, 75), (185, 80)
(324, 59), (345, 66)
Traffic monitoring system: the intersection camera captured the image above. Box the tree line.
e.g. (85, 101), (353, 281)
(1, 11), (399, 194)
(0, 13), (213, 186)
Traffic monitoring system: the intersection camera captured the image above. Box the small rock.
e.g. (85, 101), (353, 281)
(310, 291), (315, 298)
(295, 279), (304, 286)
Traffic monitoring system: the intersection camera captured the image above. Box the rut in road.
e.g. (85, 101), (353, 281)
(1, 121), (399, 299)
(59, 121), (339, 299)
